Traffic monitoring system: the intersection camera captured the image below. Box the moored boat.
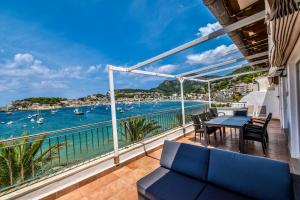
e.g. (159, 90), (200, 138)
(6, 121), (13, 125)
(74, 108), (84, 115)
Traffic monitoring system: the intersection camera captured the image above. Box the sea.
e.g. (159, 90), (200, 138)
(0, 101), (205, 139)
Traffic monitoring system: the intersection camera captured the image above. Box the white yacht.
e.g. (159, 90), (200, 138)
(74, 108), (84, 115)
(6, 121), (13, 125)
(36, 117), (44, 124)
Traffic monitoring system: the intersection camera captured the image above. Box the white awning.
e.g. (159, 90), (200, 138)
(266, 0), (300, 75)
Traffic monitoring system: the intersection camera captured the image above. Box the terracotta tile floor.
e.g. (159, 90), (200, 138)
(56, 119), (290, 200)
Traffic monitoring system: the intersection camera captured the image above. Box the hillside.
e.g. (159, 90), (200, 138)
(151, 80), (207, 95)
(211, 66), (267, 92)
(114, 66), (267, 98)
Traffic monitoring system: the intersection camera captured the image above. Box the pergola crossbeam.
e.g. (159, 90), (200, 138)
(208, 69), (268, 82)
(245, 51), (268, 60)
(109, 65), (208, 82)
(109, 65), (176, 78)
(177, 58), (245, 77)
(190, 58), (268, 79)
(127, 11), (265, 71)
(177, 51), (268, 78)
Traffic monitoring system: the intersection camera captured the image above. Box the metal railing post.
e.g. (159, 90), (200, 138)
(108, 65), (119, 164)
(179, 78), (186, 135)
(208, 81), (212, 108)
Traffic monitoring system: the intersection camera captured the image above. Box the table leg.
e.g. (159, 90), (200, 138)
(204, 124), (208, 146)
(239, 126), (245, 153)
(222, 127), (225, 136)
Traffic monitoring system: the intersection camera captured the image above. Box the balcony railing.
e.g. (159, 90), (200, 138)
(0, 104), (207, 193)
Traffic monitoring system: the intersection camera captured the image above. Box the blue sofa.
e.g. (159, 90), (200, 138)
(137, 140), (300, 200)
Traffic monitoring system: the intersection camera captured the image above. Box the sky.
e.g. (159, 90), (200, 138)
(0, 0), (244, 106)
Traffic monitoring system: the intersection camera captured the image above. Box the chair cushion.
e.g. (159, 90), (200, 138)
(196, 184), (253, 200)
(208, 148), (292, 200)
(160, 140), (210, 180)
(137, 167), (206, 200)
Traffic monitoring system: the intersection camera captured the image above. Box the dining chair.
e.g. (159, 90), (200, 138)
(209, 108), (225, 118)
(199, 113), (221, 143)
(191, 115), (204, 141)
(244, 116), (271, 155)
(251, 113), (272, 143)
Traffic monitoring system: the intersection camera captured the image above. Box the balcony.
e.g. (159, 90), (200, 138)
(1, 114), (296, 200)
(45, 119), (293, 200)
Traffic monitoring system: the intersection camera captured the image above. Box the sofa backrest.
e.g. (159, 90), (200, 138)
(160, 140), (210, 181)
(208, 148), (291, 200)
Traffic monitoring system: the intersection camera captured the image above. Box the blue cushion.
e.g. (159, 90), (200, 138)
(137, 167), (206, 200)
(208, 148), (292, 200)
(197, 184), (253, 200)
(160, 140), (210, 180)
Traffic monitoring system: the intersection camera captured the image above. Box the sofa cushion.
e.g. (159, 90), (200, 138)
(208, 148), (292, 200)
(137, 167), (206, 200)
(160, 140), (210, 180)
(196, 184), (253, 200)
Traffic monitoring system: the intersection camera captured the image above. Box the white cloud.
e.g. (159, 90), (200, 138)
(196, 22), (222, 37)
(87, 64), (103, 73)
(0, 53), (104, 94)
(145, 64), (178, 74)
(58, 66), (84, 79)
(0, 85), (7, 92)
(14, 53), (34, 65)
(0, 79), (21, 92)
(30, 60), (51, 75)
(186, 44), (239, 65)
(0, 53), (89, 79)
(32, 80), (68, 89)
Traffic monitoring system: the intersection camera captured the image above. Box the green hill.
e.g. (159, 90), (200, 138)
(151, 80), (207, 95)
(114, 66), (267, 98)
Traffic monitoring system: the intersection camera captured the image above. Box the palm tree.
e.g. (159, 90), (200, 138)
(0, 133), (63, 188)
(121, 117), (160, 143)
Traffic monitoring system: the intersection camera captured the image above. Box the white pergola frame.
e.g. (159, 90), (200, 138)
(107, 11), (269, 161)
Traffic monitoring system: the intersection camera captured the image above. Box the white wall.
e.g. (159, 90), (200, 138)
(279, 77), (288, 129)
(240, 76), (280, 118)
(286, 63), (300, 158)
(285, 36), (300, 159)
(255, 76), (270, 91)
(240, 90), (280, 118)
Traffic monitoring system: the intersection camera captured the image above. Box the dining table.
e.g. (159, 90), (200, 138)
(204, 115), (252, 153)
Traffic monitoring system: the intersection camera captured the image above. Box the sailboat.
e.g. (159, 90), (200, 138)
(36, 110), (44, 124)
(5, 105), (12, 115)
(74, 108), (84, 115)
(37, 118), (44, 124)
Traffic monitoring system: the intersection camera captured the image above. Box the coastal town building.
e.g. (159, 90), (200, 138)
(233, 82), (259, 95)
